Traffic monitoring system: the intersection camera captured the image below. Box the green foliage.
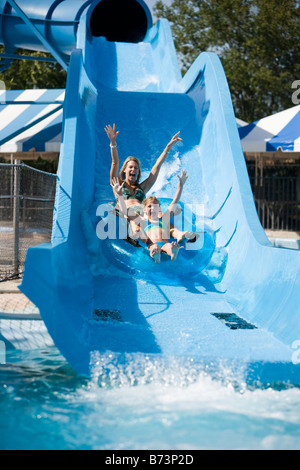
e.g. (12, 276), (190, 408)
(0, 155), (58, 173)
(0, 46), (67, 90)
(23, 157), (58, 174)
(154, 0), (300, 122)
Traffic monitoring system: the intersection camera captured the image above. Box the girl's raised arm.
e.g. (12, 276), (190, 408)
(164, 170), (188, 220)
(111, 177), (144, 225)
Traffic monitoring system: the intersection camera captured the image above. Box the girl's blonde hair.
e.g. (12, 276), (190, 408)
(143, 195), (160, 207)
(120, 157), (142, 184)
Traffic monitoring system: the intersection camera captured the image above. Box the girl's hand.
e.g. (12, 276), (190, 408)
(111, 177), (124, 196)
(166, 131), (183, 151)
(105, 124), (120, 143)
(177, 169), (188, 186)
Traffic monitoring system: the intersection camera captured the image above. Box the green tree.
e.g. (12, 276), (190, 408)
(0, 46), (66, 90)
(154, 0), (300, 122)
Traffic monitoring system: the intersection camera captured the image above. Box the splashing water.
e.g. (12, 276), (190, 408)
(0, 347), (299, 450)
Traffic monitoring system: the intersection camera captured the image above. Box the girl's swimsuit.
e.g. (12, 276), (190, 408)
(144, 217), (168, 234)
(151, 241), (166, 249)
(144, 217), (169, 248)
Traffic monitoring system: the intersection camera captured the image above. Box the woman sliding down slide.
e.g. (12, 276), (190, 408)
(106, 124), (181, 235)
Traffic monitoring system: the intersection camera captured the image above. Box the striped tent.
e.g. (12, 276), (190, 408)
(0, 88), (249, 155)
(239, 105), (300, 152)
(1, 89), (251, 156)
(236, 118), (248, 128)
(0, 89), (64, 153)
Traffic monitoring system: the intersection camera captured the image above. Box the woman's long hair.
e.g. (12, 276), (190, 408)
(120, 157), (142, 184)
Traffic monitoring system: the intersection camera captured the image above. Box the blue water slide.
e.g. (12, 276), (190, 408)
(2, 0), (299, 382)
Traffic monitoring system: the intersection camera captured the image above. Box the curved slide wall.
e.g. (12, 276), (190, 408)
(11, 1), (300, 381)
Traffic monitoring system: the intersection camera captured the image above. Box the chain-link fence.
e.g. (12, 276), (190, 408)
(0, 163), (57, 282)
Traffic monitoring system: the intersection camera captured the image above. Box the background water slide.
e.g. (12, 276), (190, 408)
(2, 0), (298, 380)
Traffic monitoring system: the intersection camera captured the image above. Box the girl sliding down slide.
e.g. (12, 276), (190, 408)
(112, 170), (196, 264)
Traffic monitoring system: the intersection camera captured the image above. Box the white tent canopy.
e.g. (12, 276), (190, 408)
(239, 105), (300, 152)
(0, 89), (64, 153)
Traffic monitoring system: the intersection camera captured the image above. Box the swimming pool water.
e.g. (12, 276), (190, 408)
(0, 346), (300, 450)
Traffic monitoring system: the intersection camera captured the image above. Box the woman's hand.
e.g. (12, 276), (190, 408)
(105, 124), (120, 143)
(111, 177), (124, 196)
(166, 131), (183, 151)
(177, 169), (188, 186)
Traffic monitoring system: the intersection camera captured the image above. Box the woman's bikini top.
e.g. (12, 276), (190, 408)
(116, 185), (146, 204)
(144, 217), (168, 235)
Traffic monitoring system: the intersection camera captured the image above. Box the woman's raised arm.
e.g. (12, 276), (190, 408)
(141, 132), (182, 193)
(105, 124), (120, 184)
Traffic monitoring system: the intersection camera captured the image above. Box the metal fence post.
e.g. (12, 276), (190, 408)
(13, 161), (20, 275)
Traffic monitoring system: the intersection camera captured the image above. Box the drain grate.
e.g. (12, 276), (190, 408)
(94, 309), (123, 322)
(211, 312), (257, 330)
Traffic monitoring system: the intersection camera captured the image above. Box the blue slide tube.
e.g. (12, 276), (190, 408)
(0, 0), (152, 59)
(3, 1), (298, 383)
